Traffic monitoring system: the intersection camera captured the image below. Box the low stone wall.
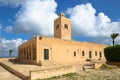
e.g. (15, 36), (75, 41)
(0, 61), (28, 80)
(29, 65), (76, 80)
(94, 63), (103, 69)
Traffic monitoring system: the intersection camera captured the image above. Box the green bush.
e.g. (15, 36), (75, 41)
(104, 45), (120, 62)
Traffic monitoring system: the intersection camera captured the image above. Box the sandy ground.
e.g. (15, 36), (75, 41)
(1, 58), (119, 80)
(0, 65), (22, 80)
(0, 58), (63, 76)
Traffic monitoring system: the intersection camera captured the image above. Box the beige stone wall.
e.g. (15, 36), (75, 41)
(18, 37), (37, 64)
(18, 36), (107, 65)
(30, 65), (75, 80)
(36, 36), (107, 64)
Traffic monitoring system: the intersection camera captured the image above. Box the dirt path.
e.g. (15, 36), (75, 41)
(0, 65), (22, 80)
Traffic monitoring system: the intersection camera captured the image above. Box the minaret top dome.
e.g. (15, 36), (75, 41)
(59, 12), (64, 17)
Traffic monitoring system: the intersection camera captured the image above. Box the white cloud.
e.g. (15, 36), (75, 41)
(66, 3), (120, 36)
(66, 3), (120, 44)
(0, 38), (27, 51)
(6, 0), (58, 36)
(4, 2), (120, 44)
(0, 0), (28, 7)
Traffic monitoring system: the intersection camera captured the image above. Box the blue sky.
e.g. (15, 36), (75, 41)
(0, 0), (120, 53)
(57, 0), (120, 21)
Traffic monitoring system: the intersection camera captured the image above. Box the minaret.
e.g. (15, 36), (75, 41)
(54, 12), (71, 40)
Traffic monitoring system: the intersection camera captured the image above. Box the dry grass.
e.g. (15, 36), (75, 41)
(38, 64), (120, 80)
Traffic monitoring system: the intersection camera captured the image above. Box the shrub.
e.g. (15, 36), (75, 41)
(104, 45), (120, 62)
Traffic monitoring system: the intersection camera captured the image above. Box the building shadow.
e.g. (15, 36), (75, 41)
(8, 58), (36, 65)
(106, 62), (120, 68)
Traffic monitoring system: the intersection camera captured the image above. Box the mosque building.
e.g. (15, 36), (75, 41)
(18, 13), (107, 64)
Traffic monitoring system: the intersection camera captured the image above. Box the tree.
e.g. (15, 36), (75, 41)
(9, 49), (13, 57)
(104, 45), (120, 62)
(111, 33), (119, 46)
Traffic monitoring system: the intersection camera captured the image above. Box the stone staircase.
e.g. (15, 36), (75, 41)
(74, 61), (95, 72)
(83, 62), (95, 71)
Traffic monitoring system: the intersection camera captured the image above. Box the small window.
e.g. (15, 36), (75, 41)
(82, 51), (84, 56)
(44, 49), (49, 60)
(64, 24), (68, 29)
(74, 51), (76, 56)
(99, 52), (102, 58)
(95, 51), (97, 56)
(56, 24), (59, 30)
(89, 51), (92, 58)
(39, 37), (42, 40)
